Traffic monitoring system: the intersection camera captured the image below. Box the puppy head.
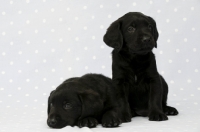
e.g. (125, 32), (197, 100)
(47, 82), (103, 128)
(104, 12), (158, 54)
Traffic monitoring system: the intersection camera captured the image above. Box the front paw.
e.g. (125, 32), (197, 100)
(149, 111), (168, 121)
(119, 101), (132, 122)
(120, 111), (132, 122)
(77, 117), (98, 128)
(102, 112), (121, 127)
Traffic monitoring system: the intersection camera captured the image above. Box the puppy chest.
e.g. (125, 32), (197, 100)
(127, 72), (144, 85)
(126, 65), (150, 85)
(127, 73), (150, 92)
(128, 83), (150, 103)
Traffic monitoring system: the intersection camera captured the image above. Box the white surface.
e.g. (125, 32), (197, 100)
(1, 101), (199, 132)
(0, 0), (200, 132)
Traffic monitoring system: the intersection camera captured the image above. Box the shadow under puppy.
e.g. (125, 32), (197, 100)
(47, 74), (129, 128)
(104, 12), (178, 121)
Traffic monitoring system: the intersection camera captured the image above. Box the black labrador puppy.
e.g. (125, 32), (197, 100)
(103, 12), (178, 121)
(47, 74), (129, 128)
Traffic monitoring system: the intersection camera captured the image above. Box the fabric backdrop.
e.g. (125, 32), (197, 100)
(0, 0), (200, 132)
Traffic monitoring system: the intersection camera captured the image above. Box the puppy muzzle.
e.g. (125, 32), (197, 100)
(129, 46), (153, 54)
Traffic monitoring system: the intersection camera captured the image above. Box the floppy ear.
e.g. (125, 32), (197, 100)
(103, 19), (123, 51)
(78, 90), (103, 120)
(147, 16), (159, 48)
(47, 90), (55, 115)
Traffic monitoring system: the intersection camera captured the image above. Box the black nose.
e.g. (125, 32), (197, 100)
(142, 36), (151, 44)
(48, 118), (57, 127)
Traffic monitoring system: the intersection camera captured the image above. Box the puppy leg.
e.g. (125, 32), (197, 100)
(77, 117), (98, 128)
(148, 76), (168, 121)
(163, 106), (179, 115)
(120, 99), (132, 122)
(161, 76), (179, 116)
(102, 109), (122, 127)
(113, 81), (132, 122)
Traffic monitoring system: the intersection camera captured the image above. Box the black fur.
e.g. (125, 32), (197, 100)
(104, 12), (178, 121)
(47, 74), (130, 128)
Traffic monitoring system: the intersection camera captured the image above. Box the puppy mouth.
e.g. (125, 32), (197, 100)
(129, 47), (153, 54)
(48, 122), (68, 129)
(47, 119), (69, 129)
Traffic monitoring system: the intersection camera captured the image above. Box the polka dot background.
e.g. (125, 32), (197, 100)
(0, 0), (200, 132)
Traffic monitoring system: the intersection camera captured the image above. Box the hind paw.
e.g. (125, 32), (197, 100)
(164, 106), (178, 115)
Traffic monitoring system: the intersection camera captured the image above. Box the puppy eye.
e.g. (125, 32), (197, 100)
(50, 103), (53, 107)
(148, 25), (152, 30)
(63, 103), (72, 110)
(127, 26), (136, 33)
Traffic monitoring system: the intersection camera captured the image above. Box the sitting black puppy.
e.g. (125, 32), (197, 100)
(47, 74), (129, 128)
(103, 12), (178, 121)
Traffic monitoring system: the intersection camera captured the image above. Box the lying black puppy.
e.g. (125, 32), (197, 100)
(103, 12), (178, 121)
(47, 74), (129, 128)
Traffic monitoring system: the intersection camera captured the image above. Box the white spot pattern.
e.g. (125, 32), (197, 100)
(0, 0), (200, 131)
